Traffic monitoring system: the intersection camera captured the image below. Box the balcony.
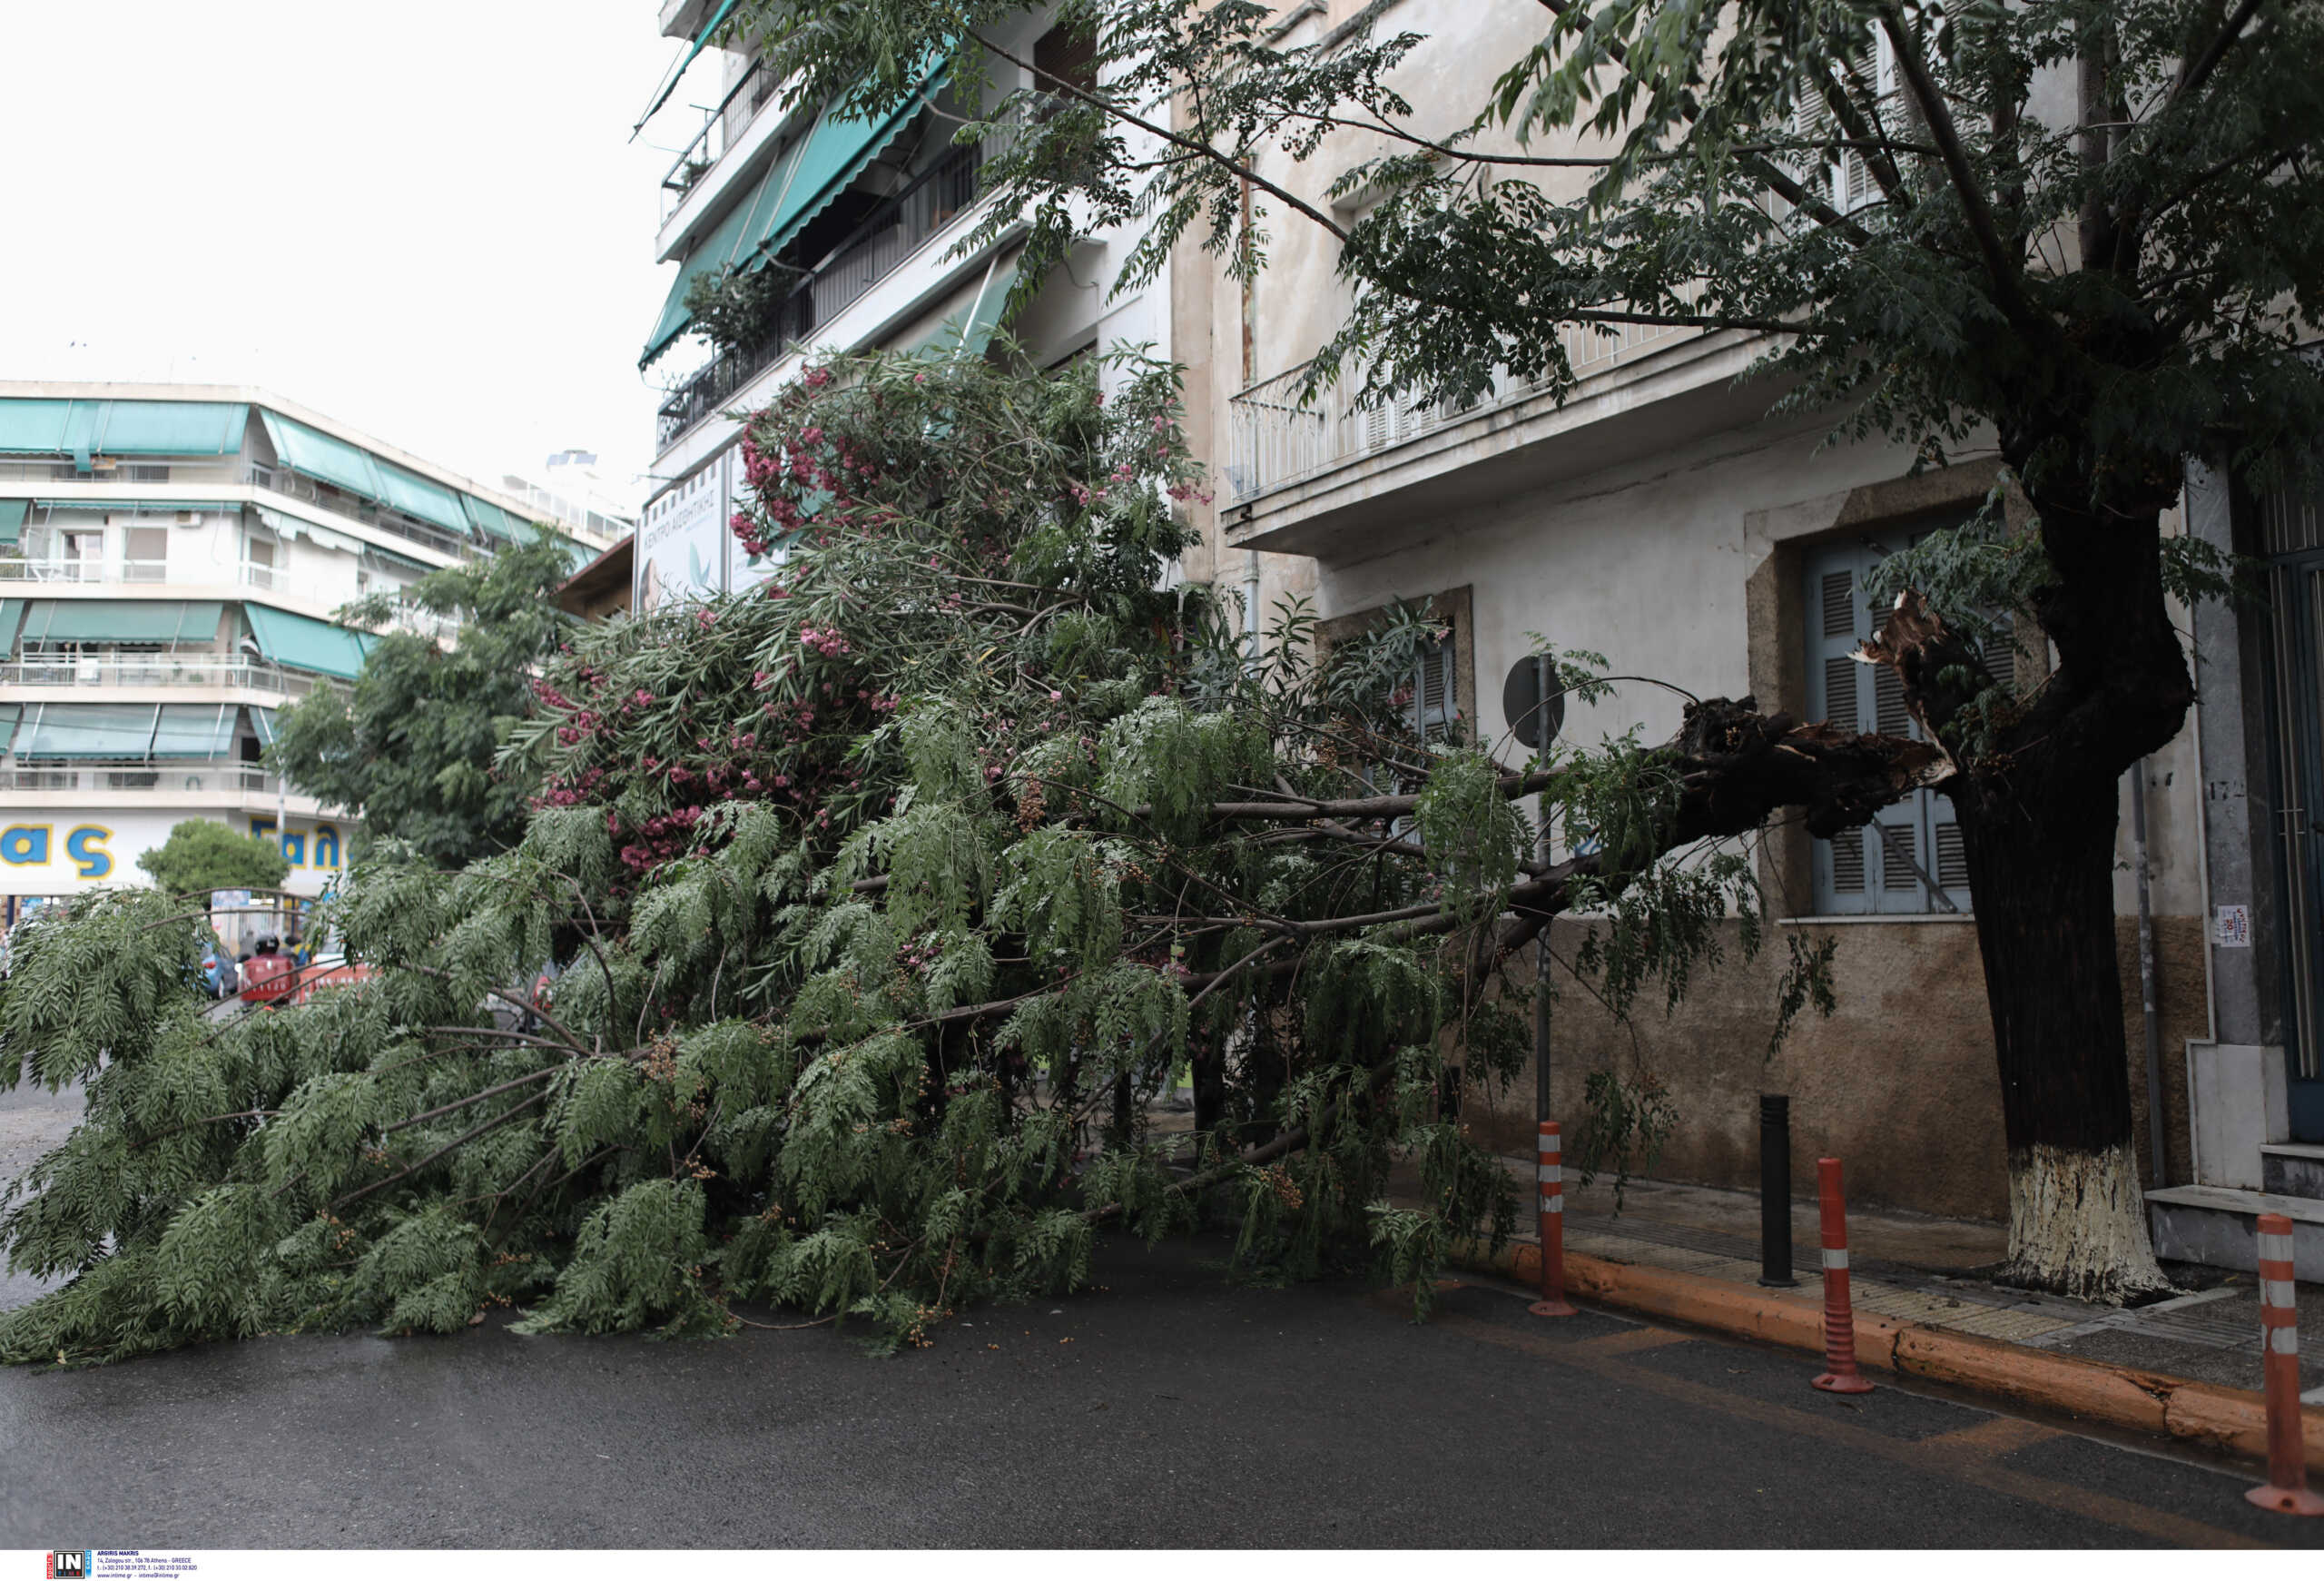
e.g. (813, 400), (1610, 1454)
(661, 57), (779, 223)
(0, 656), (323, 697)
(243, 464), (478, 561)
(0, 553), (459, 646)
(1224, 315), (1709, 507)
(656, 138), (990, 451)
(0, 764), (284, 795)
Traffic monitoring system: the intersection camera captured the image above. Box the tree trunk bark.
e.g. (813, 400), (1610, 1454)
(1952, 740), (2171, 1303)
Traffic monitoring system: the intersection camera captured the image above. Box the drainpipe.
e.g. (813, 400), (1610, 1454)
(2132, 758), (2167, 1187)
(1242, 550), (1261, 667)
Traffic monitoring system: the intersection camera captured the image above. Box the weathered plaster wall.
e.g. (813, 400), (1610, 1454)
(1467, 913), (2205, 1223)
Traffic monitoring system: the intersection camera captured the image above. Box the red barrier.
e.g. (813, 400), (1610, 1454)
(1812, 1156), (1874, 1394)
(2246, 1213), (2324, 1516)
(1529, 1122), (1575, 1318)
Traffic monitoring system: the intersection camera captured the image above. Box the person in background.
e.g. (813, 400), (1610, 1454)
(240, 934), (292, 1002)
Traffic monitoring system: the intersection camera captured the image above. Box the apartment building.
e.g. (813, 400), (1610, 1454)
(0, 384), (609, 920)
(634, 0), (1164, 607)
(1166, 0), (2320, 1266)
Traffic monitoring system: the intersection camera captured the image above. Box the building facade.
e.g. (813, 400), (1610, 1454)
(1160, 0), (2319, 1266)
(633, 1), (1167, 607)
(0, 384), (608, 920)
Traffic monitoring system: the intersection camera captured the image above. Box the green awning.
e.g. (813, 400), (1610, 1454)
(374, 461), (472, 535)
(16, 703), (162, 760)
(0, 499), (25, 546)
(150, 703), (237, 758)
(0, 400), (77, 456)
(462, 496), (522, 543)
(0, 600), (22, 655)
(527, 524), (596, 573)
(0, 400), (246, 463)
(634, 0), (741, 132)
(248, 706), (278, 748)
(18, 600), (224, 644)
(0, 703), (19, 754)
(33, 499), (241, 516)
(244, 604), (374, 680)
(639, 54), (951, 368)
(260, 410), (386, 500)
(910, 256), (1020, 358)
(256, 506), (366, 556)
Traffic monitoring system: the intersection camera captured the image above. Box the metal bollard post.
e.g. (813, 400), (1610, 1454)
(1759, 1094), (1796, 1288)
(1811, 1156), (1874, 1394)
(2245, 1213), (2324, 1516)
(1529, 1121), (1576, 1318)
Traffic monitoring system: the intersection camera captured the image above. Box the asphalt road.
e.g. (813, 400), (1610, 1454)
(1, 1235), (2317, 1549)
(4, 1080), (2319, 1548)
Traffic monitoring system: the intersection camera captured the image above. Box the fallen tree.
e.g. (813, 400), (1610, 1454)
(738, 0), (2324, 1299)
(0, 352), (1940, 1361)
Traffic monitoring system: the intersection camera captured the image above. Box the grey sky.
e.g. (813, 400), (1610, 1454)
(0, 1), (714, 509)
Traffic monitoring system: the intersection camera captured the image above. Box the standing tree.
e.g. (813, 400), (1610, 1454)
(743, 0), (2324, 1299)
(0, 352), (1920, 1363)
(270, 538), (579, 868)
(135, 819), (290, 898)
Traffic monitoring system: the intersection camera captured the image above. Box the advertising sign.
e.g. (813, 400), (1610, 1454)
(635, 449), (729, 611)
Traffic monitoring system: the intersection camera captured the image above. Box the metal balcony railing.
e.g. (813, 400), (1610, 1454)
(0, 764), (284, 795)
(242, 465), (479, 561)
(0, 657), (321, 695)
(661, 57), (779, 222)
(655, 136), (993, 451)
(1222, 307), (1710, 504)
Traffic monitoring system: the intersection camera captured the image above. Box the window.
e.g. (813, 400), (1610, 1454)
(1032, 23), (1098, 99)
(1409, 629), (1457, 745)
(1802, 529), (1979, 914)
(124, 526), (168, 582)
(124, 464), (170, 483)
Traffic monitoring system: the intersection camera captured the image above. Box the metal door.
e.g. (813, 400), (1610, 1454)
(2260, 495), (2324, 1140)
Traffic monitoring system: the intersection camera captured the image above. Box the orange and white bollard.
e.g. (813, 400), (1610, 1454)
(2245, 1213), (2323, 1517)
(1530, 1121), (1575, 1318)
(1811, 1155), (1874, 1394)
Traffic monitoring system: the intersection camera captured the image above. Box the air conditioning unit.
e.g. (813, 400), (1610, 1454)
(176, 511), (203, 526)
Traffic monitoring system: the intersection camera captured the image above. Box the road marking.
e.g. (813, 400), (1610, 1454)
(1923, 1415), (2064, 1457)
(1425, 1309), (2273, 1549)
(1568, 1327), (1699, 1357)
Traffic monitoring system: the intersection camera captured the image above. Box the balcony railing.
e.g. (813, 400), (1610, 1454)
(0, 657), (321, 696)
(0, 556), (293, 592)
(656, 137), (992, 450)
(0, 764), (284, 795)
(661, 57), (778, 222)
(243, 464), (478, 561)
(1222, 311), (1710, 504)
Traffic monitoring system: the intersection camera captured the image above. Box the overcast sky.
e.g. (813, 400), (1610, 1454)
(0, 1), (714, 509)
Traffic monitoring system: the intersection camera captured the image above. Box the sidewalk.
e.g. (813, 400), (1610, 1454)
(1526, 1167), (2323, 1399)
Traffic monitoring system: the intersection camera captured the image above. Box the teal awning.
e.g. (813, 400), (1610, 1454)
(150, 703), (237, 758)
(373, 461), (471, 535)
(0, 499), (25, 546)
(14, 703), (234, 760)
(462, 496), (522, 543)
(256, 506), (366, 556)
(248, 705), (278, 748)
(640, 54), (951, 368)
(259, 410), (386, 499)
(244, 604), (373, 680)
(0, 600), (22, 654)
(17, 704), (161, 760)
(17, 600), (224, 644)
(0, 400), (246, 462)
(0, 703), (18, 754)
(633, 0), (742, 133)
(910, 256), (1020, 358)
(33, 499), (241, 516)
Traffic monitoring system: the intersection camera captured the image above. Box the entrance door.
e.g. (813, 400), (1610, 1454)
(2259, 490), (2324, 1141)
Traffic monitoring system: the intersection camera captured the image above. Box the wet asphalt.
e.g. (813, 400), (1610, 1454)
(2, 1084), (2319, 1548)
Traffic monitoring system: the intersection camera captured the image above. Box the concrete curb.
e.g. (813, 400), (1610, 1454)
(1472, 1240), (2324, 1473)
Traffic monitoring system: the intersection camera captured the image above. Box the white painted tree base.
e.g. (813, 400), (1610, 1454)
(2004, 1141), (2172, 1305)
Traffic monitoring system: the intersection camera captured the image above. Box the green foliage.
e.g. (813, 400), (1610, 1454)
(0, 352), (1826, 1364)
(135, 820), (290, 897)
(270, 536), (577, 867)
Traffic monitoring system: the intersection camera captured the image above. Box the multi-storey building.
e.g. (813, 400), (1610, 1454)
(633, 1), (1164, 607)
(1165, 0), (2319, 1266)
(0, 383), (611, 922)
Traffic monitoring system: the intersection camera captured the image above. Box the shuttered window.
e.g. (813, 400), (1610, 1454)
(1802, 531), (1975, 914)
